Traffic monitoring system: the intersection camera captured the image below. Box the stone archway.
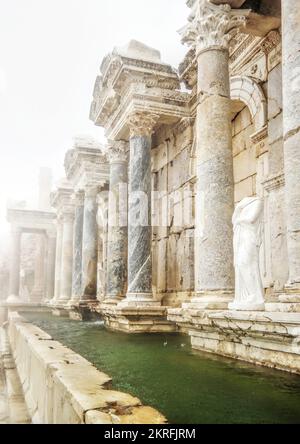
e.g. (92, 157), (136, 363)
(230, 75), (267, 132)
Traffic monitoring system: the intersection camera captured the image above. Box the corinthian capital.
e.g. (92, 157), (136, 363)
(127, 112), (159, 138)
(181, 0), (247, 54)
(107, 140), (128, 164)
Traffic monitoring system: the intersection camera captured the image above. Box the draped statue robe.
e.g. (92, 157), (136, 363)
(228, 197), (265, 311)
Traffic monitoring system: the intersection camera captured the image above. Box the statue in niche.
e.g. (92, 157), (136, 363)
(228, 196), (265, 311)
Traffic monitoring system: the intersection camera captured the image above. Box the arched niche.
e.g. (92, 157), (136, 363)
(230, 75), (267, 132)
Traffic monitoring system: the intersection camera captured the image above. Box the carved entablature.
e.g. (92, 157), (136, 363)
(64, 136), (109, 192)
(90, 40), (190, 140)
(229, 30), (281, 80)
(50, 179), (74, 218)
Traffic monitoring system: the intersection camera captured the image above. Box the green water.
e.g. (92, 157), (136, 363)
(23, 312), (300, 424)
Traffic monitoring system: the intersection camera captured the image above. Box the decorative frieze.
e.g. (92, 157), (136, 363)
(263, 172), (285, 193)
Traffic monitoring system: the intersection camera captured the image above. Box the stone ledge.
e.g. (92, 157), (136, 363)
(168, 307), (300, 374)
(7, 312), (167, 424)
(99, 303), (177, 333)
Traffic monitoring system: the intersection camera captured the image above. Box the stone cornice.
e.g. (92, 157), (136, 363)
(65, 142), (109, 192)
(90, 41), (189, 138)
(102, 87), (190, 141)
(7, 208), (57, 235)
(263, 172), (285, 192)
(180, 0), (249, 55)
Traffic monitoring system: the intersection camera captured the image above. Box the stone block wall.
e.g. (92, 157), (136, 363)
(152, 123), (195, 307)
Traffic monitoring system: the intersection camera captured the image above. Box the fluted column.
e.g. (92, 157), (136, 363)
(282, 0), (300, 289)
(70, 191), (84, 304)
(45, 233), (56, 302)
(106, 140), (128, 301)
(8, 227), (22, 301)
(123, 111), (158, 305)
(59, 211), (74, 302)
(81, 186), (98, 301)
(182, 0), (247, 307)
(53, 216), (63, 302)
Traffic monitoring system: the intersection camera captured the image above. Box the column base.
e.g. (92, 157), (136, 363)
(228, 302), (265, 311)
(264, 286), (300, 313)
(120, 293), (161, 308)
(6, 295), (23, 304)
(183, 290), (233, 310)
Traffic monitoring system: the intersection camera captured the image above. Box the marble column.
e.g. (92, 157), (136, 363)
(282, 0), (300, 288)
(81, 186), (98, 301)
(8, 227), (22, 301)
(106, 140), (128, 301)
(181, 0), (247, 306)
(31, 235), (46, 302)
(59, 211), (74, 302)
(70, 191), (84, 304)
(45, 233), (56, 302)
(53, 216), (63, 302)
(124, 112), (158, 305)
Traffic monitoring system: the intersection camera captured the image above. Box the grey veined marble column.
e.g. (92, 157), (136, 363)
(70, 191), (84, 304)
(81, 186), (98, 301)
(124, 112), (158, 305)
(8, 227), (22, 302)
(282, 0), (300, 288)
(53, 217), (63, 302)
(106, 141), (128, 301)
(181, 1), (248, 307)
(59, 211), (74, 302)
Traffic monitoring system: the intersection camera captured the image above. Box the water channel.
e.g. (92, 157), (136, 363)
(23, 312), (300, 424)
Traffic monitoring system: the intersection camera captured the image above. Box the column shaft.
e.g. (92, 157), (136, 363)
(282, 0), (300, 286)
(71, 193), (84, 303)
(81, 188), (98, 301)
(31, 235), (46, 302)
(53, 219), (63, 301)
(59, 214), (74, 301)
(8, 228), (22, 300)
(45, 235), (56, 301)
(195, 48), (234, 294)
(106, 143), (128, 300)
(127, 131), (153, 301)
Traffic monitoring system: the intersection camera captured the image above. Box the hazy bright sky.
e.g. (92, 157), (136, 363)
(0, 0), (188, 237)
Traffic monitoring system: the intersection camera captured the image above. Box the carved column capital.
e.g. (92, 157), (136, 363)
(74, 190), (85, 206)
(127, 112), (159, 138)
(62, 208), (75, 223)
(85, 184), (100, 199)
(107, 140), (128, 164)
(181, 0), (247, 55)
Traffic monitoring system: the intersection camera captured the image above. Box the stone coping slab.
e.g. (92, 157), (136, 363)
(7, 312), (167, 424)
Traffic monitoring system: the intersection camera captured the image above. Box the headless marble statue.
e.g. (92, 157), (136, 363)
(228, 196), (265, 311)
